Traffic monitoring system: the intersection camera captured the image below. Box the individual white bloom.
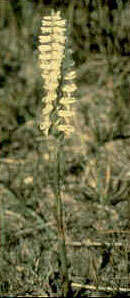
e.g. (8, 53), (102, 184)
(62, 83), (77, 93)
(53, 35), (66, 43)
(58, 110), (75, 118)
(60, 97), (75, 105)
(39, 64), (51, 70)
(52, 27), (66, 34)
(39, 60), (52, 66)
(43, 73), (57, 83)
(54, 20), (66, 26)
(51, 51), (64, 59)
(44, 81), (59, 90)
(42, 16), (52, 20)
(42, 91), (57, 102)
(39, 63), (53, 70)
(41, 69), (60, 79)
(40, 56), (63, 64)
(53, 30), (66, 36)
(51, 61), (62, 70)
(39, 54), (51, 60)
(57, 124), (74, 135)
(51, 43), (65, 50)
(64, 71), (76, 80)
(39, 44), (52, 52)
(41, 26), (52, 34)
(39, 35), (52, 43)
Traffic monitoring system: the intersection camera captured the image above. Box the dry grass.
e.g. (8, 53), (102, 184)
(0, 1), (130, 297)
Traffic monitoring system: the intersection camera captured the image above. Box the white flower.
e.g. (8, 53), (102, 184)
(60, 97), (75, 105)
(39, 35), (52, 43)
(62, 83), (77, 93)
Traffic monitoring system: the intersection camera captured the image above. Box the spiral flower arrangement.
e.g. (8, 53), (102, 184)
(38, 9), (77, 138)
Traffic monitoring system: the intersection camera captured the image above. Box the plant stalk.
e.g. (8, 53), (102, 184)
(54, 139), (69, 297)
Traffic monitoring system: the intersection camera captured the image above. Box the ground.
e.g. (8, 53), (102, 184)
(0, 1), (130, 297)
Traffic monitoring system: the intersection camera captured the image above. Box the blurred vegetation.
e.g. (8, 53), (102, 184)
(0, 0), (130, 296)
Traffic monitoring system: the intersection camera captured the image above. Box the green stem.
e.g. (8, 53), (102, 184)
(55, 139), (69, 297)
